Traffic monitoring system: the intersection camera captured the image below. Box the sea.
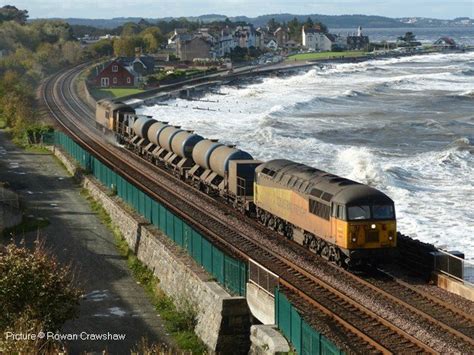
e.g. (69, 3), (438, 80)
(137, 27), (474, 260)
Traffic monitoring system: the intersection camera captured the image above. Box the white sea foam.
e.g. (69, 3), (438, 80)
(139, 51), (474, 260)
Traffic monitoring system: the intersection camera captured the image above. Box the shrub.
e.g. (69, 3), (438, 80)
(0, 240), (81, 333)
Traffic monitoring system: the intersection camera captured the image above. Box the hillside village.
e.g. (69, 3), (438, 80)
(81, 18), (462, 91)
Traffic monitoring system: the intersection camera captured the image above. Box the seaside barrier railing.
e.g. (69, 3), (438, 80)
(432, 249), (474, 285)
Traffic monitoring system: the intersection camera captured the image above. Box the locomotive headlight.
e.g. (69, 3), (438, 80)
(371, 224), (376, 229)
(389, 236), (393, 241)
(352, 237), (357, 242)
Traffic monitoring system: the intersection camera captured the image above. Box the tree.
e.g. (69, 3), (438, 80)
(140, 26), (164, 53)
(0, 70), (34, 128)
(142, 33), (158, 53)
(121, 22), (140, 37)
(288, 17), (301, 42)
(61, 41), (82, 64)
(32, 20), (73, 43)
(305, 17), (314, 28)
(88, 39), (114, 58)
(267, 18), (280, 32)
(0, 241), (81, 332)
(113, 36), (143, 56)
(0, 5), (28, 24)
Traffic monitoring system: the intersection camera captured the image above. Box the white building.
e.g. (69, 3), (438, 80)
(265, 39), (278, 51)
(234, 25), (256, 48)
(168, 28), (188, 49)
(302, 26), (333, 51)
(216, 28), (236, 57)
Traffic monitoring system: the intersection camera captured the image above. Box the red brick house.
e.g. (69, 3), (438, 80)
(94, 60), (136, 87)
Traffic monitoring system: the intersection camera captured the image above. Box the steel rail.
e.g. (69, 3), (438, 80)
(41, 65), (460, 354)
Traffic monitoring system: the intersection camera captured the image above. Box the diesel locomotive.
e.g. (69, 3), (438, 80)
(96, 99), (397, 266)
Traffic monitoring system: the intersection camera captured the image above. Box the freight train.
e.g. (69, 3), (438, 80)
(96, 99), (397, 266)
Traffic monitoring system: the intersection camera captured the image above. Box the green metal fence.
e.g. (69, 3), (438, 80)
(54, 132), (92, 171)
(275, 289), (343, 355)
(54, 132), (247, 296)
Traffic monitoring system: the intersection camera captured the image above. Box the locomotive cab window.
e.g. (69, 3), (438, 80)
(348, 205), (370, 220)
(372, 204), (395, 219)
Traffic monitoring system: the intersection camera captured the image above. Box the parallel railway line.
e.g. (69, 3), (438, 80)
(41, 64), (474, 354)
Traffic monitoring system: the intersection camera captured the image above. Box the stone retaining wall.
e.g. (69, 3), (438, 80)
(52, 146), (251, 353)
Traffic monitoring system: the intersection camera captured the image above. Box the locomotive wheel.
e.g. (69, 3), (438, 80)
(321, 243), (330, 260)
(268, 217), (275, 229)
(277, 221), (285, 235)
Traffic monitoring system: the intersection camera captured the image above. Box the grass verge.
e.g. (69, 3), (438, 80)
(80, 188), (206, 353)
(287, 50), (370, 61)
(90, 88), (144, 100)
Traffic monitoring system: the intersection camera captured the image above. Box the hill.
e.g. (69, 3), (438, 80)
(38, 14), (473, 30)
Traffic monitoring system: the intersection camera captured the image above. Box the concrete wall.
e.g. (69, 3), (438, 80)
(247, 282), (275, 325)
(250, 325), (290, 355)
(52, 146), (252, 353)
(432, 272), (474, 302)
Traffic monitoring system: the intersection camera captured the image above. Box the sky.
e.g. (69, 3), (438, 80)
(1, 0), (473, 20)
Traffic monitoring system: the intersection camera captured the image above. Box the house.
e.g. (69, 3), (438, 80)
(216, 27), (236, 57)
(302, 26), (333, 51)
(332, 35), (348, 50)
(434, 37), (457, 49)
(196, 28), (217, 45)
(347, 26), (370, 50)
(255, 27), (267, 50)
(177, 36), (211, 61)
(80, 34), (119, 45)
(94, 59), (136, 87)
(117, 55), (156, 76)
(168, 28), (188, 49)
(265, 39), (278, 51)
(234, 25), (256, 48)
(274, 27), (289, 47)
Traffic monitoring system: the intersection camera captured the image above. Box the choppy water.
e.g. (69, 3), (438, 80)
(138, 51), (474, 260)
(336, 27), (474, 46)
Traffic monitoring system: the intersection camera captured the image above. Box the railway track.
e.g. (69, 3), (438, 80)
(41, 65), (474, 354)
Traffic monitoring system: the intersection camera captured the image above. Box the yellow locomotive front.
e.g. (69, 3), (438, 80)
(330, 187), (397, 263)
(254, 160), (397, 266)
(333, 201), (397, 254)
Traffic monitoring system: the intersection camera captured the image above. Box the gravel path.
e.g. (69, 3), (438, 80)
(0, 131), (174, 354)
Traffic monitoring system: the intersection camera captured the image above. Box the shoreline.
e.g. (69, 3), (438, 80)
(125, 48), (472, 108)
(118, 48), (473, 108)
(133, 50), (474, 262)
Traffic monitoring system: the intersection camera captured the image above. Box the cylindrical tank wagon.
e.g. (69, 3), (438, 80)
(132, 116), (155, 138)
(188, 139), (260, 207)
(158, 126), (184, 152)
(171, 131), (205, 159)
(147, 121), (170, 146)
(209, 145), (253, 177)
(192, 139), (224, 171)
